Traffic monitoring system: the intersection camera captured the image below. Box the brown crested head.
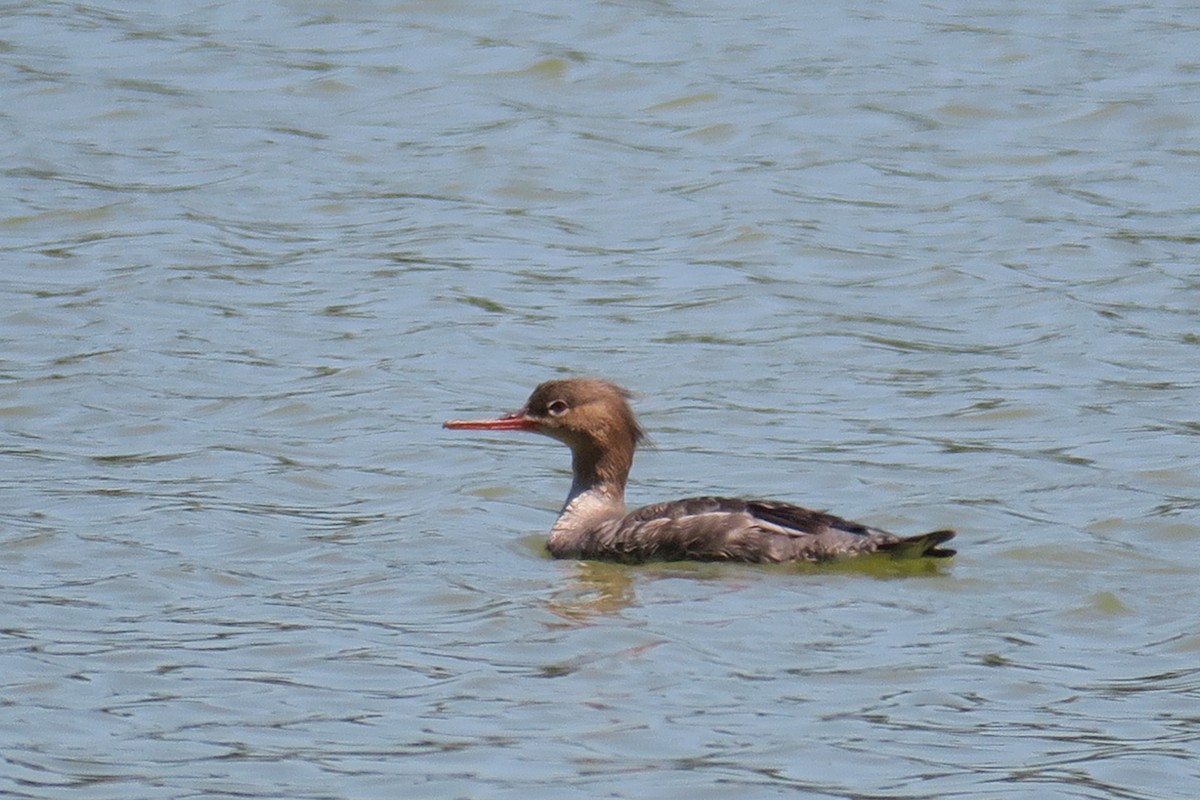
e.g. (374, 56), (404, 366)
(519, 377), (645, 456)
(443, 376), (646, 495)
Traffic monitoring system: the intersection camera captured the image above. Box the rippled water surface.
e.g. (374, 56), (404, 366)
(3, 1), (1199, 798)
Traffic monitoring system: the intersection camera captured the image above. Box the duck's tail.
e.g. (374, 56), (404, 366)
(880, 529), (957, 559)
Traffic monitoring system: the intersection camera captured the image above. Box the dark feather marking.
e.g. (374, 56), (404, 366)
(601, 496), (956, 563)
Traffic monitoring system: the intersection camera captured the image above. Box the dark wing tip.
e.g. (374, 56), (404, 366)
(920, 529), (957, 558)
(882, 529), (957, 559)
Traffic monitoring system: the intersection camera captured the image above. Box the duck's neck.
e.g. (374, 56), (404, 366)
(565, 440), (631, 508)
(547, 442), (632, 556)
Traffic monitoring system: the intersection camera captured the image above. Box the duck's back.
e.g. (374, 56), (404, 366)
(551, 496), (954, 564)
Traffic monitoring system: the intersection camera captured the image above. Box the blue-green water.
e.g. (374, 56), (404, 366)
(3, 2), (1198, 797)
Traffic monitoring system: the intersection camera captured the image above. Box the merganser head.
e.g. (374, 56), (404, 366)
(444, 377), (645, 457)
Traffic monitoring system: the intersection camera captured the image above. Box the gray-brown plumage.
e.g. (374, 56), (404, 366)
(444, 377), (955, 564)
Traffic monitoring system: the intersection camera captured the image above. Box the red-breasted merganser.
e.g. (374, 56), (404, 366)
(444, 377), (956, 563)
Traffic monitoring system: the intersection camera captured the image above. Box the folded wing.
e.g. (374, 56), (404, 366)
(591, 496), (955, 563)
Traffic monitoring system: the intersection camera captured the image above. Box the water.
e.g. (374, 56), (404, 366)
(3, 1), (1198, 797)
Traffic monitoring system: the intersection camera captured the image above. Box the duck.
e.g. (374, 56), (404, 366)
(444, 377), (955, 564)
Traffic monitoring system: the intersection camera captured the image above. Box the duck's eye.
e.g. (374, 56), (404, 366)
(547, 399), (569, 417)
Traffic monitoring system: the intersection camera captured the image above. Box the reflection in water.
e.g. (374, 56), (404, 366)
(543, 561), (640, 622)
(542, 554), (953, 627)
